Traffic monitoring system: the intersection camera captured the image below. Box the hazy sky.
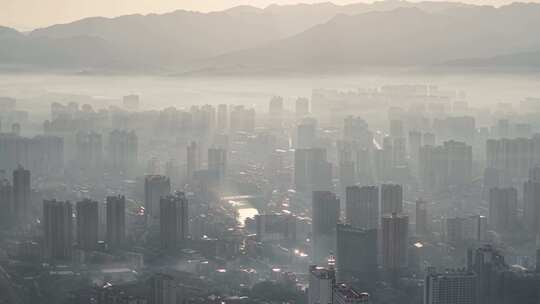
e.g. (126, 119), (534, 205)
(1, 0), (537, 30)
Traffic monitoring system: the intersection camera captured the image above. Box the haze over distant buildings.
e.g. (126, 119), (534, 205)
(2, 1), (540, 304)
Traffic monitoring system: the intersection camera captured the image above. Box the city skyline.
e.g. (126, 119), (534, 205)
(2, 0), (540, 303)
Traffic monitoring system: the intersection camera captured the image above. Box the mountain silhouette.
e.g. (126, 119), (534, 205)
(0, 2), (539, 73)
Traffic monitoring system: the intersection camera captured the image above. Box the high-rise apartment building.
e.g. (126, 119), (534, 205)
(483, 167), (500, 199)
(486, 136), (540, 183)
(381, 184), (403, 215)
(339, 160), (356, 195)
(208, 148), (227, 181)
(343, 116), (372, 148)
(106, 195), (126, 250)
(0, 178), (13, 227)
(43, 200), (73, 260)
(346, 186), (379, 229)
(524, 167), (540, 234)
(75, 131), (103, 172)
(408, 130), (422, 173)
(333, 284), (370, 304)
(230, 105), (255, 133)
(151, 274), (177, 304)
(424, 268), (476, 304)
(186, 141), (200, 181)
(217, 104), (228, 131)
(255, 213), (296, 242)
(419, 140), (473, 192)
(295, 148), (332, 193)
(13, 165), (30, 222)
(312, 191), (340, 264)
(423, 133), (436, 146)
(308, 265), (335, 304)
(0, 134), (63, 178)
(269, 96), (284, 115)
(470, 245), (506, 304)
(297, 118), (317, 149)
(445, 215), (487, 245)
(415, 199), (428, 236)
(488, 187), (517, 233)
(160, 192), (189, 251)
(76, 199), (99, 250)
(336, 224), (377, 282)
(144, 175), (171, 223)
(268, 95), (284, 125)
(382, 213), (409, 271)
(108, 130), (138, 175)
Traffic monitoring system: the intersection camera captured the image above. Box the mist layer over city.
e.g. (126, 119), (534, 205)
(1, 1), (540, 304)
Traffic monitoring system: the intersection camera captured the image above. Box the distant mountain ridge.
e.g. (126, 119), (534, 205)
(205, 3), (540, 72)
(447, 50), (540, 68)
(0, 1), (539, 73)
(0, 26), (22, 39)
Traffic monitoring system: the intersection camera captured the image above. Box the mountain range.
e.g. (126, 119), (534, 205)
(1, 1), (539, 74)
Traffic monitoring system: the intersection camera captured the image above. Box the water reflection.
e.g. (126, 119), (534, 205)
(228, 199), (259, 227)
